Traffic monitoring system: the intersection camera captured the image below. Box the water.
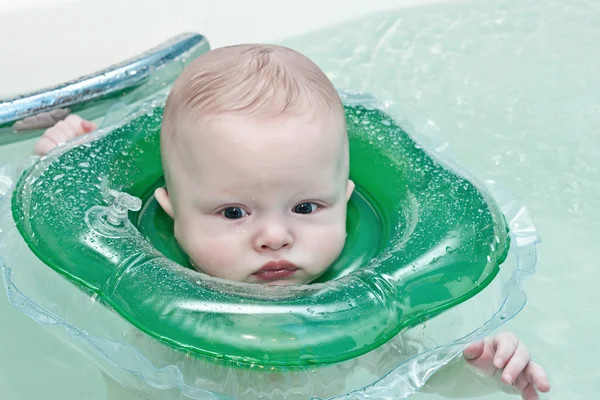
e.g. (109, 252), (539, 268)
(1, 0), (599, 398)
(285, 0), (600, 397)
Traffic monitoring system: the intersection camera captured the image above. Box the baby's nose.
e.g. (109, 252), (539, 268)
(254, 221), (293, 251)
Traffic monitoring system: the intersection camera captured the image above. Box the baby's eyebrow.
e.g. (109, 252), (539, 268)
(295, 190), (341, 203)
(191, 195), (235, 208)
(194, 197), (240, 207)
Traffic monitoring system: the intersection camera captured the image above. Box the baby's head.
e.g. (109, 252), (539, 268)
(155, 44), (354, 285)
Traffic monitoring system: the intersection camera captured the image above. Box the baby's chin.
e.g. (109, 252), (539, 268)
(262, 279), (302, 286)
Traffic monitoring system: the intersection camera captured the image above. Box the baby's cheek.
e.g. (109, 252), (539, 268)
(187, 237), (234, 272)
(312, 225), (347, 264)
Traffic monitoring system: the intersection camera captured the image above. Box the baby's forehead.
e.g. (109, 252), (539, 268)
(182, 111), (343, 147)
(169, 113), (347, 173)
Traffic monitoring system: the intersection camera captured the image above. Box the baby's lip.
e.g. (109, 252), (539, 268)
(253, 261), (299, 281)
(257, 260), (298, 273)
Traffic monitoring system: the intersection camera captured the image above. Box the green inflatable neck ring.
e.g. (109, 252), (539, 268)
(12, 92), (509, 368)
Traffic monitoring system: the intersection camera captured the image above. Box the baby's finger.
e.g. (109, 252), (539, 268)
(51, 121), (75, 143)
(81, 120), (97, 133)
(512, 374), (539, 400)
(501, 341), (530, 384)
(63, 114), (89, 136)
(519, 381), (540, 400)
(65, 114), (96, 139)
(65, 115), (96, 135)
(43, 126), (70, 147)
(525, 361), (551, 393)
(463, 339), (485, 361)
(34, 136), (58, 156)
(492, 332), (519, 369)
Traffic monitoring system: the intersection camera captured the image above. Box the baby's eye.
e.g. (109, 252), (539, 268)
(292, 202), (319, 214)
(221, 207), (248, 219)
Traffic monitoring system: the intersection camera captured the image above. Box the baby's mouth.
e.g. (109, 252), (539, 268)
(253, 261), (299, 281)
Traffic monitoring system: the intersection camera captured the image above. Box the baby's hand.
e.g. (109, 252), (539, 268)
(463, 332), (550, 400)
(34, 114), (97, 156)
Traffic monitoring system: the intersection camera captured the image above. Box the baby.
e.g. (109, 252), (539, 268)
(34, 44), (549, 399)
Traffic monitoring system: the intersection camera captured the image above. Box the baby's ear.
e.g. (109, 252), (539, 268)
(346, 179), (355, 201)
(155, 187), (175, 218)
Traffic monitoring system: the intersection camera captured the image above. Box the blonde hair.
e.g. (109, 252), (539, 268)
(160, 44), (346, 185)
(162, 44), (342, 133)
